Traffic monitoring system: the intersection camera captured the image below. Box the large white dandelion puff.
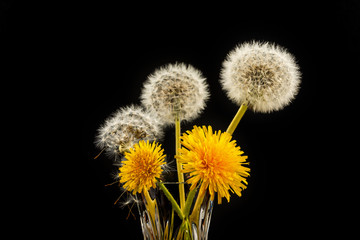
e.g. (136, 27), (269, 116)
(220, 41), (301, 113)
(95, 105), (163, 157)
(141, 63), (210, 124)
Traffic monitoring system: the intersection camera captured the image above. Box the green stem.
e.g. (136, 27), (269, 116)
(175, 113), (186, 210)
(183, 187), (197, 218)
(169, 209), (174, 240)
(186, 186), (206, 239)
(158, 182), (185, 220)
(226, 103), (248, 135)
(189, 185), (206, 224)
(179, 219), (192, 240)
(143, 190), (157, 231)
(184, 219), (192, 240)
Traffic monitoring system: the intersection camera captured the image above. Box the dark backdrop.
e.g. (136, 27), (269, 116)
(77, 1), (356, 239)
(3, 0), (357, 239)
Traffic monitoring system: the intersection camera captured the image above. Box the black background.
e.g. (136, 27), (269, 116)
(2, 0), (358, 239)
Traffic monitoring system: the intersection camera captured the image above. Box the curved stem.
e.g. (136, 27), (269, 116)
(158, 182), (185, 220)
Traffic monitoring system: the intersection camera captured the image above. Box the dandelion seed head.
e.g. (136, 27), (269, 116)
(95, 105), (163, 157)
(220, 41), (301, 112)
(141, 63), (209, 124)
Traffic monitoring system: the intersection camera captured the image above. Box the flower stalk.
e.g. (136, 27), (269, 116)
(143, 189), (157, 227)
(175, 112), (186, 210)
(226, 103), (247, 135)
(158, 182), (197, 239)
(158, 182), (185, 220)
(189, 186), (206, 224)
(183, 187), (197, 218)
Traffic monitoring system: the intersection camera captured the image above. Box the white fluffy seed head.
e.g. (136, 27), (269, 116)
(95, 105), (163, 157)
(141, 63), (210, 124)
(220, 41), (301, 113)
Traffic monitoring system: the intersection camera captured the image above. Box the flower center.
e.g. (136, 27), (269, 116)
(200, 151), (219, 178)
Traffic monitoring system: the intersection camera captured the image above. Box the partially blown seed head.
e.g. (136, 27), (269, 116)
(95, 105), (163, 157)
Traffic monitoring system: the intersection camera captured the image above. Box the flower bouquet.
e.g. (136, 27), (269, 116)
(95, 41), (301, 240)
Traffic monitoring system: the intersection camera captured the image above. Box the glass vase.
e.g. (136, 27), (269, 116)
(136, 183), (214, 240)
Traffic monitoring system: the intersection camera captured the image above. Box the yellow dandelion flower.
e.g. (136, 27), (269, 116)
(119, 140), (166, 194)
(177, 125), (250, 204)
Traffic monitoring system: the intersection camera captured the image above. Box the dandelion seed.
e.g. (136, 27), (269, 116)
(120, 193), (140, 208)
(95, 105), (163, 157)
(220, 41), (301, 112)
(141, 63), (210, 124)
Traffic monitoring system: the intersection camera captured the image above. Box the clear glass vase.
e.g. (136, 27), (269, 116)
(136, 183), (214, 240)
